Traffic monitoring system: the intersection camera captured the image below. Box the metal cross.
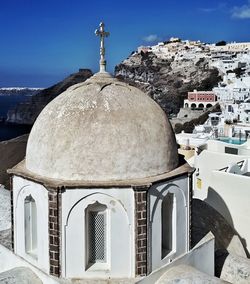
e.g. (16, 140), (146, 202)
(95, 22), (110, 73)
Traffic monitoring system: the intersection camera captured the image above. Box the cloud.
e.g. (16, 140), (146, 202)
(199, 8), (216, 13)
(232, 1), (250, 19)
(198, 3), (227, 13)
(143, 34), (160, 43)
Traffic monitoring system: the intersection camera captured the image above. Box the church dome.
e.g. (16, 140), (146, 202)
(26, 73), (178, 182)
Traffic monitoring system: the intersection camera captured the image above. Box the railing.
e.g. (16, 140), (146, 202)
(219, 159), (246, 172)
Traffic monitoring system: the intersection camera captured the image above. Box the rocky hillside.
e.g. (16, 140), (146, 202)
(0, 135), (28, 188)
(115, 51), (221, 114)
(6, 69), (93, 125)
(173, 103), (221, 133)
(6, 51), (221, 124)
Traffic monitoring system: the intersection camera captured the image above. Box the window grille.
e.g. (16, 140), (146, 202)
(87, 207), (107, 264)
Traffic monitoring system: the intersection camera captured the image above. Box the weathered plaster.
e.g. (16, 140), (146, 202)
(61, 187), (135, 279)
(12, 176), (50, 273)
(148, 175), (190, 272)
(25, 73), (178, 181)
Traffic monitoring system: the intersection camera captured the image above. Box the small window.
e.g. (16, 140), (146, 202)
(86, 203), (107, 269)
(24, 195), (37, 258)
(225, 147), (238, 155)
(162, 193), (176, 259)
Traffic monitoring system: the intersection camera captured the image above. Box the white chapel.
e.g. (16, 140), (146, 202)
(8, 22), (192, 281)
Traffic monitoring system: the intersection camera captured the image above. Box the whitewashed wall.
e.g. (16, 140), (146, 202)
(207, 170), (250, 253)
(61, 187), (135, 279)
(148, 175), (190, 272)
(12, 176), (49, 273)
(138, 233), (215, 284)
(0, 244), (59, 284)
(193, 150), (249, 200)
(206, 140), (250, 155)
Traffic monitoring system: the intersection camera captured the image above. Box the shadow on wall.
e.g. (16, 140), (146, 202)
(191, 198), (235, 252)
(191, 197), (249, 277)
(205, 186), (249, 258)
(206, 187), (234, 228)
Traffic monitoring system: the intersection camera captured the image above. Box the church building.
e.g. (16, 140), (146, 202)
(8, 23), (192, 281)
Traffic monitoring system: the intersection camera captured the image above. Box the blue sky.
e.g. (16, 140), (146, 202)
(0, 0), (250, 87)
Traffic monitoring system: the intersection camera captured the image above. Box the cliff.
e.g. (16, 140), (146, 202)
(0, 134), (28, 188)
(6, 51), (221, 124)
(115, 51), (221, 114)
(172, 103), (221, 133)
(6, 69), (93, 125)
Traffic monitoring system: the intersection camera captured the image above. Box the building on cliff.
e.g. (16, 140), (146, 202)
(183, 90), (217, 110)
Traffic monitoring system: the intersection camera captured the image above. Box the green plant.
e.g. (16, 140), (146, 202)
(216, 40), (226, 46)
(225, 119), (233, 125)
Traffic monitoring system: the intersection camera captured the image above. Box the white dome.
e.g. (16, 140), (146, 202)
(26, 73), (178, 181)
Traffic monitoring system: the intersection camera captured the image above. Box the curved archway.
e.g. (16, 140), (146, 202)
(191, 103), (196, 109)
(149, 182), (189, 271)
(66, 192), (129, 225)
(150, 183), (187, 222)
(206, 103), (212, 109)
(15, 185), (30, 210)
(14, 181), (49, 272)
(198, 103), (204, 109)
(64, 192), (134, 278)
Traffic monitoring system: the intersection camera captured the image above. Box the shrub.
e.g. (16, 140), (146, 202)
(225, 119), (233, 125)
(216, 40), (226, 46)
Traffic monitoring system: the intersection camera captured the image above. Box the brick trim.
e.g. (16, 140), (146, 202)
(134, 190), (147, 276)
(10, 176), (14, 251)
(48, 189), (61, 277)
(188, 172), (193, 249)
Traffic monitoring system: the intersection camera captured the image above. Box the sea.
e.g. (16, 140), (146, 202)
(0, 94), (32, 141)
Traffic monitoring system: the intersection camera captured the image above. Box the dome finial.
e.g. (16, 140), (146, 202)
(95, 22), (110, 73)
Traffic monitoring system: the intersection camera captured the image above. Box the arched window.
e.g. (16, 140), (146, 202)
(161, 193), (176, 259)
(198, 103), (204, 109)
(191, 103), (196, 109)
(85, 202), (107, 268)
(24, 195), (37, 257)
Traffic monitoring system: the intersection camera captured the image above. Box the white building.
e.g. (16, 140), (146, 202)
(3, 25), (247, 284)
(210, 42), (250, 53)
(213, 75), (250, 102)
(183, 90), (217, 110)
(5, 22), (197, 281)
(192, 139), (250, 253)
(212, 74), (250, 123)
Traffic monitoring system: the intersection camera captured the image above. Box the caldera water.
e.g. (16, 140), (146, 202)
(0, 93), (32, 141)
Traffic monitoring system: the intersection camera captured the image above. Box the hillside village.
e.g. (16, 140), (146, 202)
(137, 38), (250, 104)
(137, 38), (250, 70)
(115, 39), (250, 118)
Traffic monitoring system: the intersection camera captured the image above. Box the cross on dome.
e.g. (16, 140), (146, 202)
(95, 22), (110, 73)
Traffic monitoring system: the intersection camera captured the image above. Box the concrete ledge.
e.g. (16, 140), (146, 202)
(138, 232), (216, 284)
(8, 160), (193, 189)
(0, 244), (59, 284)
